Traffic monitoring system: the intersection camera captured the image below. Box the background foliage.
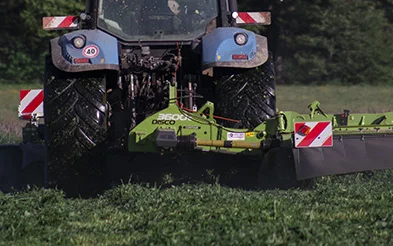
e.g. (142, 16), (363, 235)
(0, 0), (392, 84)
(0, 0), (84, 84)
(276, 0), (393, 84)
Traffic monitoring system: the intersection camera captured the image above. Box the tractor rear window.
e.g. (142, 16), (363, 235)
(97, 0), (218, 41)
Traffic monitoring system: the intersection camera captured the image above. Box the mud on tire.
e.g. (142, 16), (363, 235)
(44, 57), (107, 194)
(214, 56), (276, 129)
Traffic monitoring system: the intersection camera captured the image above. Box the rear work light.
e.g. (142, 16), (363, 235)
(72, 35), (86, 49)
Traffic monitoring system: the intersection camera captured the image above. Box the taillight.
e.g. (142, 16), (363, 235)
(297, 125), (311, 136)
(232, 54), (248, 60)
(74, 58), (89, 64)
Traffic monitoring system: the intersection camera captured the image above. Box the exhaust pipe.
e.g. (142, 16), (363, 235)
(228, 0), (238, 13)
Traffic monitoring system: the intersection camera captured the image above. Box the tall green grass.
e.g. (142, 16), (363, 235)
(1, 171), (393, 245)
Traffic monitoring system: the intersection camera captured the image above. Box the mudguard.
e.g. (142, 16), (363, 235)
(50, 29), (119, 73)
(294, 135), (393, 180)
(201, 27), (268, 69)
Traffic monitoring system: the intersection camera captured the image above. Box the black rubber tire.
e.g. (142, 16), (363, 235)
(44, 57), (108, 194)
(214, 56), (276, 129)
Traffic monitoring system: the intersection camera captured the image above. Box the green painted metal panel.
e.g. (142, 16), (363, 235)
(129, 85), (393, 155)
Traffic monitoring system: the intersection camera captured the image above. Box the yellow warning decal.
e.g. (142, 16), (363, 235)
(246, 132), (255, 137)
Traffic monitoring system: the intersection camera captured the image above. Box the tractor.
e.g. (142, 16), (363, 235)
(42, 0), (276, 191)
(2, 0), (393, 195)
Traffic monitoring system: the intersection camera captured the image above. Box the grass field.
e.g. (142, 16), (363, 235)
(277, 84), (393, 114)
(2, 84), (393, 245)
(1, 173), (393, 245)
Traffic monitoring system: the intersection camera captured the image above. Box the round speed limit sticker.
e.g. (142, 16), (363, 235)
(82, 45), (100, 58)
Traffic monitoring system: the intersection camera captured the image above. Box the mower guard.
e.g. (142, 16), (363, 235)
(294, 135), (393, 180)
(0, 143), (45, 192)
(2, 136), (393, 192)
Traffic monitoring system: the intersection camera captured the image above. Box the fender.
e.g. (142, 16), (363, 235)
(50, 29), (119, 73)
(201, 27), (268, 69)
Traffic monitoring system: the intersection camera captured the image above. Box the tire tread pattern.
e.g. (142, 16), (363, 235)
(44, 57), (107, 190)
(215, 57), (276, 129)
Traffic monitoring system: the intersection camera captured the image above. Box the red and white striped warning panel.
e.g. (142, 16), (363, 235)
(18, 90), (44, 120)
(294, 121), (333, 148)
(236, 12), (271, 25)
(42, 16), (79, 30)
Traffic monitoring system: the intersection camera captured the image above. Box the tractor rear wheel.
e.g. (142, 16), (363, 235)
(44, 57), (108, 195)
(214, 56), (276, 129)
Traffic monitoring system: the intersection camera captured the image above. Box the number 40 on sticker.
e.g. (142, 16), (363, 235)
(82, 45), (99, 58)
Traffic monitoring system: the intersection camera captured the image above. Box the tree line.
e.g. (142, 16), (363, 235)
(0, 0), (392, 85)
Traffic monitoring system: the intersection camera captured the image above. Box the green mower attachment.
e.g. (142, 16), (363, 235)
(129, 83), (393, 180)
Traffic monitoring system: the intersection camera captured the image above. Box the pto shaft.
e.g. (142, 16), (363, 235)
(196, 139), (261, 149)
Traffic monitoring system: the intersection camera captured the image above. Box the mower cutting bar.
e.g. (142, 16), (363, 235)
(197, 139), (261, 149)
(294, 134), (393, 180)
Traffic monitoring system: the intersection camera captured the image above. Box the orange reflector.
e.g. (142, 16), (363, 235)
(74, 58), (90, 64)
(232, 54), (248, 60)
(298, 125), (311, 136)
